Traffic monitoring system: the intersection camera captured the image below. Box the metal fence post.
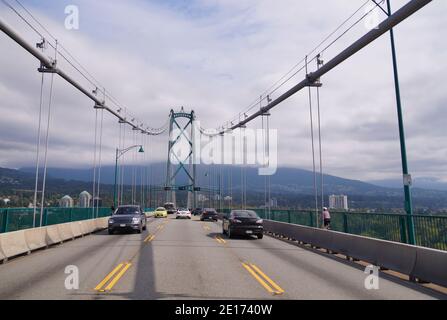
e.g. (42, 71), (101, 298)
(1, 209), (8, 233)
(43, 208), (48, 226)
(309, 211), (314, 228)
(343, 213), (349, 234)
(288, 210), (292, 224)
(399, 215), (408, 244)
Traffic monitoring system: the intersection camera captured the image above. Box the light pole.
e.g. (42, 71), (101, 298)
(372, 0), (416, 244)
(114, 145), (144, 209)
(386, 0), (416, 246)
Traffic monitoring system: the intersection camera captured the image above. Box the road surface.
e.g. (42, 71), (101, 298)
(0, 216), (444, 300)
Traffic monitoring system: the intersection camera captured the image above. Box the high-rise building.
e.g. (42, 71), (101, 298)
(329, 195), (348, 210)
(59, 195), (74, 208)
(79, 191), (92, 208)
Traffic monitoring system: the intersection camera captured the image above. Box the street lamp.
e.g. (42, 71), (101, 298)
(114, 145), (144, 208)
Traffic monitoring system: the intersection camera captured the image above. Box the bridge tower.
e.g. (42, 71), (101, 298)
(165, 108), (198, 209)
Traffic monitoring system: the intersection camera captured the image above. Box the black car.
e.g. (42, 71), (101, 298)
(192, 208), (203, 216)
(164, 202), (177, 215)
(108, 205), (147, 234)
(222, 210), (264, 239)
(200, 208), (219, 221)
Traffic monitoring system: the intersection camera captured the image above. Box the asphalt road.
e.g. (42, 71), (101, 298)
(0, 216), (444, 300)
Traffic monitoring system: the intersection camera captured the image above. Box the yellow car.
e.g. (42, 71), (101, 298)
(154, 207), (168, 218)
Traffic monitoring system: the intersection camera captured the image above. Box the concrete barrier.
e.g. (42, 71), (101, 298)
(45, 225), (62, 245)
(0, 217), (111, 263)
(24, 227), (47, 251)
(70, 222), (83, 238)
(0, 230), (30, 259)
(413, 247), (447, 287)
(57, 223), (74, 241)
(81, 220), (95, 235)
(95, 217), (109, 230)
(0, 241), (6, 262)
(263, 220), (447, 288)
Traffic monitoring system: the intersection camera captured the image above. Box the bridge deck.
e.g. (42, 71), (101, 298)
(0, 217), (444, 300)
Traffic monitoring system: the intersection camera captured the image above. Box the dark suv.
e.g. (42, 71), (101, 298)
(200, 208), (219, 221)
(108, 205), (147, 234)
(222, 210), (264, 239)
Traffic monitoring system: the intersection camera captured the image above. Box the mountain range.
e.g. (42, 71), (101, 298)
(2, 164), (444, 211)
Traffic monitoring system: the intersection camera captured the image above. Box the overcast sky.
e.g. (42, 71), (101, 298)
(0, 0), (445, 183)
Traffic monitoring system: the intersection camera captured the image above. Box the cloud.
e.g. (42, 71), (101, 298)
(0, 0), (446, 183)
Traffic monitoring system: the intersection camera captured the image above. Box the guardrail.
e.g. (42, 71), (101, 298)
(0, 208), (112, 234)
(263, 220), (447, 288)
(0, 217), (110, 263)
(221, 209), (447, 251)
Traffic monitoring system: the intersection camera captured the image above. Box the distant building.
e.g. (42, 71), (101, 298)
(329, 195), (348, 210)
(266, 198), (278, 208)
(60, 195), (74, 208)
(79, 191), (92, 208)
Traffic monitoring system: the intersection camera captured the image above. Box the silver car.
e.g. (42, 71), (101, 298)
(108, 205), (147, 234)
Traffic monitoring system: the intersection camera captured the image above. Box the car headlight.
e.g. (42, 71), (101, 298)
(132, 217), (141, 224)
(109, 219), (114, 224)
(256, 219), (263, 224)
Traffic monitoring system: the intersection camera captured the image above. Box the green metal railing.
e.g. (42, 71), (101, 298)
(222, 208), (447, 251)
(0, 208), (112, 234)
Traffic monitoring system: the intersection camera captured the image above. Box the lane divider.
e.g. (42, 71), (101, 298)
(242, 262), (284, 296)
(95, 218), (168, 293)
(144, 234), (155, 243)
(215, 235), (226, 244)
(144, 219), (169, 244)
(94, 262), (132, 292)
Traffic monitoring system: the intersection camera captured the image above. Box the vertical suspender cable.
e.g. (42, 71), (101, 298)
(316, 56), (325, 213)
(39, 40), (58, 227)
(95, 104), (104, 217)
(262, 111), (266, 217)
(141, 133), (145, 209)
(120, 125), (126, 205)
(92, 108), (98, 217)
(117, 122), (122, 207)
(306, 56), (319, 227)
(33, 67), (45, 227)
(266, 113), (271, 220)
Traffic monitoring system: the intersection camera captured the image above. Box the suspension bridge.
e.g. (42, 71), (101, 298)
(0, 0), (446, 300)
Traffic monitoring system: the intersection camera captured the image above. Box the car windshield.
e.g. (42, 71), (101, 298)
(115, 207), (140, 215)
(232, 210), (258, 218)
(156, 208), (165, 211)
(179, 208), (188, 212)
(205, 209), (217, 214)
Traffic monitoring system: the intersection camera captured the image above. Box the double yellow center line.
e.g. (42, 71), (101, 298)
(215, 235), (226, 244)
(144, 220), (169, 243)
(144, 234), (155, 243)
(94, 262), (132, 292)
(242, 262), (285, 296)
